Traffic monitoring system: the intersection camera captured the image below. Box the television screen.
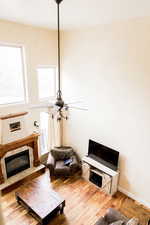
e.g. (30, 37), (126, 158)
(88, 139), (119, 171)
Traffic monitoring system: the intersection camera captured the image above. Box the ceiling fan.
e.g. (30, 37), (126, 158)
(29, 0), (88, 119)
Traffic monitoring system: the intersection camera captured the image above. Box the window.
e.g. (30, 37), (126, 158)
(37, 66), (56, 100)
(0, 45), (26, 105)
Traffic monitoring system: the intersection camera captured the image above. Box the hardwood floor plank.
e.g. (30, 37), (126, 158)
(1, 170), (150, 225)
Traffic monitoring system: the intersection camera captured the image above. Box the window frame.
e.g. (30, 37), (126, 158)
(37, 65), (57, 102)
(0, 42), (28, 106)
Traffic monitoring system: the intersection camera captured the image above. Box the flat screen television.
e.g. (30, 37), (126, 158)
(88, 139), (119, 171)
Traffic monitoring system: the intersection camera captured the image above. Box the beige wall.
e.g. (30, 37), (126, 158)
(62, 17), (150, 208)
(0, 19), (57, 132)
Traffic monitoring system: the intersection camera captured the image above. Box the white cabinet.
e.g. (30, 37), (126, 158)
(82, 156), (119, 195)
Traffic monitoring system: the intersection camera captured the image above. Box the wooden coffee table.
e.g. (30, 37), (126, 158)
(15, 183), (65, 225)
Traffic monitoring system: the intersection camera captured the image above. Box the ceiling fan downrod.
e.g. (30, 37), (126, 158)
(54, 0), (64, 109)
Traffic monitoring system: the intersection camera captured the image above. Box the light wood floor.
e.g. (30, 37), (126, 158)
(1, 170), (150, 225)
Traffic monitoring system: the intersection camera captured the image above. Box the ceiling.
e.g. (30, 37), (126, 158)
(0, 0), (150, 30)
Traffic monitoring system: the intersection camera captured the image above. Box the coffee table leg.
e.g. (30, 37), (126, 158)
(60, 201), (65, 214)
(16, 193), (21, 205)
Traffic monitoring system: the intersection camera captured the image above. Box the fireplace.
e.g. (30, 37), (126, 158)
(0, 145), (34, 181)
(5, 150), (30, 178)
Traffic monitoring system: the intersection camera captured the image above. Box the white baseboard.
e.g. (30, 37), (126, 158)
(118, 186), (150, 209)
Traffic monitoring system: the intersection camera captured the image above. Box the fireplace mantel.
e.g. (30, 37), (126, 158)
(0, 133), (40, 184)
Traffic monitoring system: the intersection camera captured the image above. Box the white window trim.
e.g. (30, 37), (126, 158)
(37, 65), (57, 102)
(0, 42), (28, 107)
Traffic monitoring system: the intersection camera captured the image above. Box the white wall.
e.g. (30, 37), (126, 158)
(0, 19), (57, 133)
(62, 17), (150, 207)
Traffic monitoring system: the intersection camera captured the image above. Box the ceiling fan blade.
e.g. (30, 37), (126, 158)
(66, 101), (84, 105)
(68, 106), (88, 111)
(28, 102), (54, 109)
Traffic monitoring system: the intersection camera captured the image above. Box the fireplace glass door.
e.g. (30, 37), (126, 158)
(5, 150), (30, 178)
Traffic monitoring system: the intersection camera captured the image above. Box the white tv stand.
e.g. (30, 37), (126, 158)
(82, 156), (119, 195)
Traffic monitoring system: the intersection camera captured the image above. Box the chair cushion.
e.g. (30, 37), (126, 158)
(51, 148), (74, 160)
(54, 160), (71, 176)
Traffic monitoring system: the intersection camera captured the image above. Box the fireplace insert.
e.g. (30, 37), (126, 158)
(5, 150), (30, 178)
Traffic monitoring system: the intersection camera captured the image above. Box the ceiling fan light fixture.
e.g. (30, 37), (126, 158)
(55, 92), (64, 108)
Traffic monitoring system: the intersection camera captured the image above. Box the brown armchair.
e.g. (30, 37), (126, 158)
(46, 146), (81, 177)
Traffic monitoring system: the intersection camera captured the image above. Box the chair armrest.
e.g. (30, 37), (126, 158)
(46, 153), (55, 174)
(70, 155), (78, 166)
(70, 155), (80, 172)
